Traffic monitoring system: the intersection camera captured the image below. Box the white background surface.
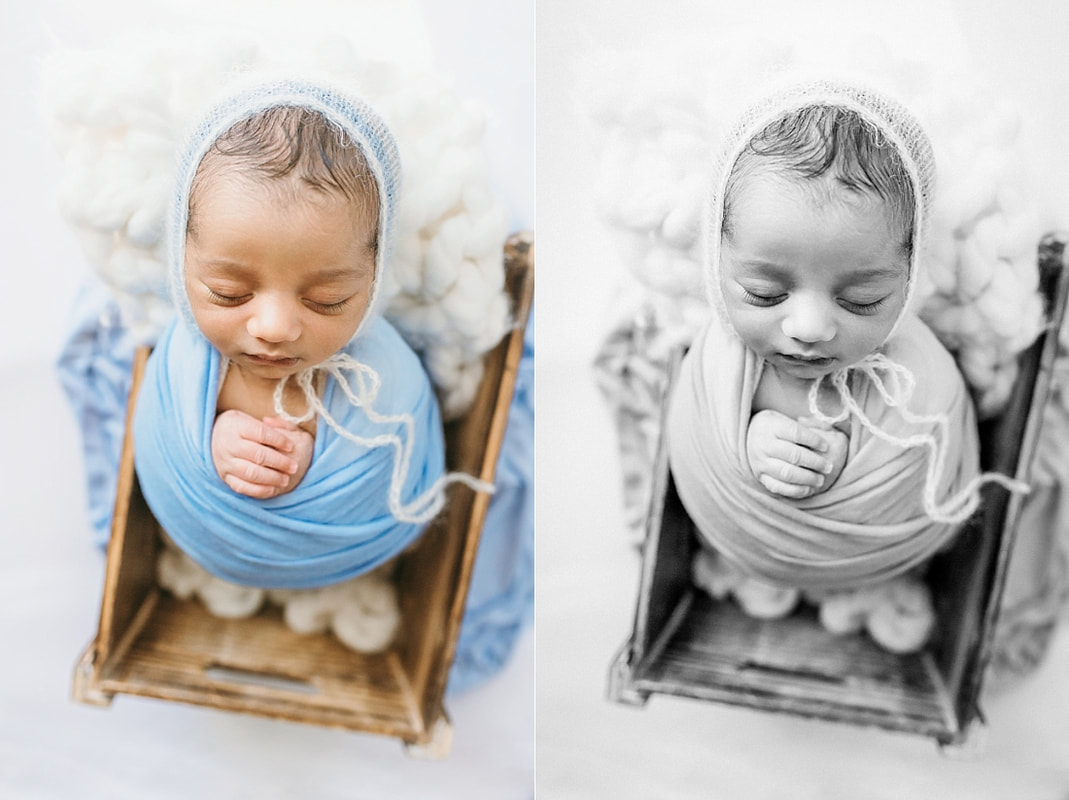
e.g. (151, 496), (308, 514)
(536, 1), (1069, 798)
(1, 1), (533, 798)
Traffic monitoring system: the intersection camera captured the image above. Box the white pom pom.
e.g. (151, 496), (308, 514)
(733, 578), (800, 619)
(818, 588), (879, 635)
(439, 360), (484, 421)
(977, 364), (1017, 418)
(422, 215), (469, 298)
(440, 260), (494, 339)
(281, 586), (338, 634)
(329, 574), (401, 653)
(156, 545), (209, 600)
(690, 548), (740, 600)
(197, 576), (266, 619)
(976, 266), (1029, 340)
(464, 207), (508, 263)
(864, 577), (934, 654)
(956, 235), (996, 300)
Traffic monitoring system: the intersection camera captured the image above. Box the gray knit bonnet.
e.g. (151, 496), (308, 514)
(167, 78), (401, 341)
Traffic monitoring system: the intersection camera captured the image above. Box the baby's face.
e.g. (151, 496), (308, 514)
(184, 172), (376, 380)
(720, 172), (908, 380)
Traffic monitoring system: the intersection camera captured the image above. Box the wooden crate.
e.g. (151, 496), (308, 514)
(609, 234), (1069, 747)
(73, 232), (534, 757)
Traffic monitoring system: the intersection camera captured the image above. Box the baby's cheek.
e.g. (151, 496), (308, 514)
(730, 313), (774, 353)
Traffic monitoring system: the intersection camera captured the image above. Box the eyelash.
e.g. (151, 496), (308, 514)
(305, 298), (351, 315)
(206, 289), (351, 315)
(741, 289), (785, 307)
(838, 297), (887, 316)
(206, 289), (249, 306)
(740, 289), (887, 316)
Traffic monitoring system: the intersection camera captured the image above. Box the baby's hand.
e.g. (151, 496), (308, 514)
(262, 417), (314, 494)
(211, 410), (310, 499)
(800, 416), (849, 493)
(746, 409), (836, 499)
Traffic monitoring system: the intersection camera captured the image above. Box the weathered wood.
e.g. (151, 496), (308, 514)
(72, 234), (534, 753)
(610, 233), (1069, 746)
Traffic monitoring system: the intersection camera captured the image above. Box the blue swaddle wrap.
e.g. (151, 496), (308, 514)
(133, 315), (444, 589)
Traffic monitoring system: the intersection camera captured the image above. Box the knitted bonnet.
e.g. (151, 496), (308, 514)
(168, 77), (401, 344)
(704, 79), (936, 344)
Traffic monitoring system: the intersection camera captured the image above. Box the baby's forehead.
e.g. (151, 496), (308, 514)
(732, 169), (895, 224)
(189, 156), (379, 239)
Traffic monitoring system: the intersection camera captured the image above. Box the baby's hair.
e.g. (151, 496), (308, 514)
(722, 105), (916, 254)
(187, 105), (379, 245)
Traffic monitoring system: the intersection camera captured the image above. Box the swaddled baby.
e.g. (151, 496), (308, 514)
(667, 81), (1024, 653)
(134, 79), (479, 651)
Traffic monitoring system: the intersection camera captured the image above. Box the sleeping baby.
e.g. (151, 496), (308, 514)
(666, 80), (1024, 652)
(134, 79), (481, 651)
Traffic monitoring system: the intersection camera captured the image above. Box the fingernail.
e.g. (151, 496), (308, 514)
(822, 462), (833, 474)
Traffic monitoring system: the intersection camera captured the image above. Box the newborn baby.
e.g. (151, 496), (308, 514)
(666, 81), (1020, 652)
(134, 80), (454, 651)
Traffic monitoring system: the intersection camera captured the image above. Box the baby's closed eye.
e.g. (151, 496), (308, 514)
(837, 294), (890, 315)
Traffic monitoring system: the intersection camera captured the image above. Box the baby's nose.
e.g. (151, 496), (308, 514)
(247, 296), (301, 343)
(781, 297), (835, 344)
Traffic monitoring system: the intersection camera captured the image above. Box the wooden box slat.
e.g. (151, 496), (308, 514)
(101, 593), (421, 735)
(634, 593), (954, 736)
(74, 233), (534, 752)
(610, 234), (1069, 746)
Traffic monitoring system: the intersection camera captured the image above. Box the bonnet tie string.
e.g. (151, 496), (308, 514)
(273, 353), (495, 525)
(806, 353), (1029, 525)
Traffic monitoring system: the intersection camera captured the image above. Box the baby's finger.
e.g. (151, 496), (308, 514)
(224, 473), (282, 500)
(768, 440), (832, 477)
(228, 454), (294, 487)
(231, 437), (299, 475)
(759, 474), (817, 499)
(780, 418), (829, 452)
(764, 458), (825, 489)
(239, 416), (295, 453)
